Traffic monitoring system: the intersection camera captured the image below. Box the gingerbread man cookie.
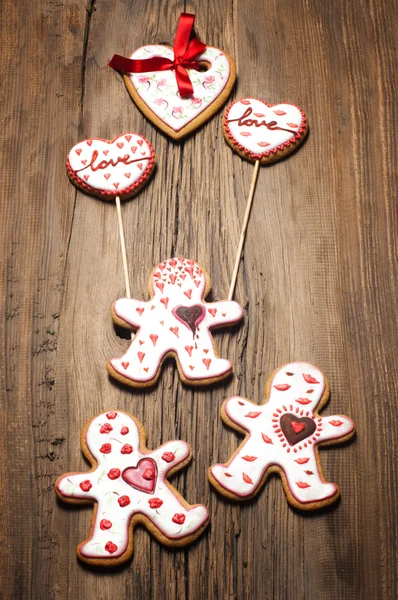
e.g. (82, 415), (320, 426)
(209, 362), (355, 509)
(55, 410), (209, 566)
(107, 257), (243, 388)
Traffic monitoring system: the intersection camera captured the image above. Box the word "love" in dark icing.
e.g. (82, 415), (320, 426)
(228, 107), (297, 135)
(76, 150), (146, 173)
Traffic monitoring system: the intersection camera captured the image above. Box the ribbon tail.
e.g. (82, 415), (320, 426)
(174, 65), (194, 97)
(174, 13), (196, 57)
(109, 54), (173, 74)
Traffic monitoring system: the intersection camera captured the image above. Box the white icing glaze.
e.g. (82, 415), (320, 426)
(56, 411), (209, 559)
(109, 257), (243, 385)
(128, 45), (231, 132)
(210, 362), (355, 505)
(224, 99), (306, 158)
(67, 133), (155, 198)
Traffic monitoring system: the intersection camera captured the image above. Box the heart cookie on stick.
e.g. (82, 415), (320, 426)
(67, 133), (155, 201)
(66, 132), (156, 303)
(223, 98), (308, 300)
(109, 13), (236, 140)
(224, 98), (308, 164)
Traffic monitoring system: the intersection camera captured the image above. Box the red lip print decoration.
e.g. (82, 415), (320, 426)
(66, 133), (156, 201)
(122, 458), (157, 494)
(296, 481), (311, 489)
(295, 398), (312, 405)
(294, 457), (310, 464)
(172, 305), (205, 336)
(280, 414), (316, 446)
(274, 384), (291, 391)
(329, 420), (343, 427)
(302, 373), (320, 384)
(242, 473), (253, 484)
(245, 411), (261, 418)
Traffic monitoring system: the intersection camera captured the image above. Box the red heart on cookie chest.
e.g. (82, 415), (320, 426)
(224, 98), (308, 163)
(125, 45), (236, 140)
(67, 133), (155, 200)
(122, 458), (157, 494)
(280, 414), (316, 446)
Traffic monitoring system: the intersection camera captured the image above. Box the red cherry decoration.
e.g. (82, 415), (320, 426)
(100, 423), (113, 434)
(142, 468), (155, 480)
(148, 498), (163, 509)
(106, 412), (118, 419)
(105, 541), (118, 554)
(79, 480), (92, 492)
(100, 443), (112, 454)
(108, 468), (121, 480)
(121, 444), (133, 454)
(162, 451), (175, 463)
(100, 519), (112, 530)
(118, 495), (131, 507)
(120, 426), (129, 435)
(172, 513), (185, 525)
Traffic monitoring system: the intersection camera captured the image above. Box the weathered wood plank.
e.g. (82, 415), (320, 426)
(0, 0), (397, 598)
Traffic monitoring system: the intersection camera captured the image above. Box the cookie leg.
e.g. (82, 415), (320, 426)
(78, 500), (134, 560)
(140, 486), (209, 541)
(282, 457), (338, 506)
(109, 336), (162, 384)
(209, 439), (268, 499)
(177, 348), (233, 381)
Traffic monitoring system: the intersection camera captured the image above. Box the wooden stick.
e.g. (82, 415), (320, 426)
(228, 159), (260, 300)
(115, 196), (133, 340)
(115, 196), (131, 298)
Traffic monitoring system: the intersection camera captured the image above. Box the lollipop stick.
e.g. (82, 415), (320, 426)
(115, 195), (131, 298)
(228, 159), (260, 300)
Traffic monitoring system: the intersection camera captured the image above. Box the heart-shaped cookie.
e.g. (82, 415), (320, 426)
(223, 98), (308, 164)
(66, 133), (156, 200)
(123, 45), (236, 140)
(122, 458), (157, 494)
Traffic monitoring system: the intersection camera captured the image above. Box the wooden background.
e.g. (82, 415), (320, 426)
(1, 0), (397, 598)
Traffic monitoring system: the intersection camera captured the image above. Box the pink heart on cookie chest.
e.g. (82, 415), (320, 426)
(122, 458), (157, 494)
(126, 45), (235, 139)
(224, 98), (308, 162)
(67, 133), (155, 200)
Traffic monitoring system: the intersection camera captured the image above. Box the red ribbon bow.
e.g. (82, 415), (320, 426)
(108, 13), (206, 98)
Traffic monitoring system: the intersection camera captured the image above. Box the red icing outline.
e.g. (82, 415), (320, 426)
(66, 133), (155, 199)
(223, 98), (307, 161)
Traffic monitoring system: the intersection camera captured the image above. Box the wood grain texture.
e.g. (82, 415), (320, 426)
(0, 0), (397, 598)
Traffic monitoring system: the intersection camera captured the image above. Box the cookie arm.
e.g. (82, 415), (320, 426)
(315, 415), (355, 444)
(149, 441), (191, 469)
(205, 300), (243, 327)
(112, 297), (150, 328)
(222, 396), (262, 431)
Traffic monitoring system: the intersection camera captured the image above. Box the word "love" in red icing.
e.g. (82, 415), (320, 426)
(75, 150), (146, 173)
(228, 107), (297, 135)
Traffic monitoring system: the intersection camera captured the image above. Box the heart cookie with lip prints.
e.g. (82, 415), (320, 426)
(223, 98), (308, 164)
(66, 133), (156, 201)
(123, 46), (236, 140)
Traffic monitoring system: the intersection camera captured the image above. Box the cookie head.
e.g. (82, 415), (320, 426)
(268, 362), (325, 411)
(150, 258), (207, 304)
